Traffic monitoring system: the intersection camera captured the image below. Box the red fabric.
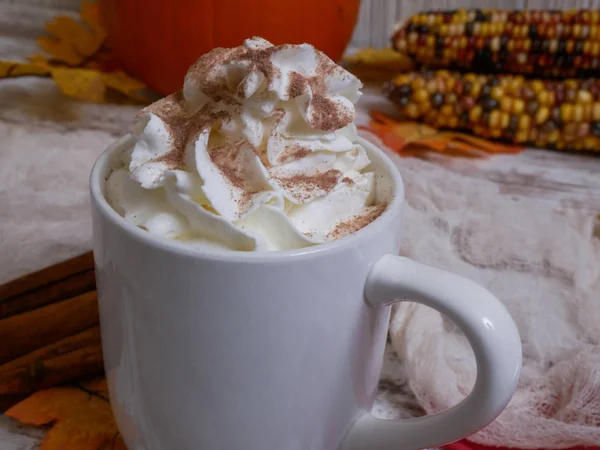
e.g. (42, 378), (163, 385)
(444, 441), (600, 450)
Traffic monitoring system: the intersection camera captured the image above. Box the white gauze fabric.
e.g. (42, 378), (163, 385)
(358, 131), (600, 448)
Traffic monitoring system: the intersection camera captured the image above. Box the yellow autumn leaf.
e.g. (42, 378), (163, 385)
(45, 16), (105, 60)
(0, 60), (50, 78)
(0, 1), (149, 104)
(27, 54), (51, 68)
(80, 0), (105, 32)
(343, 47), (415, 82)
(51, 67), (106, 103)
(344, 47), (414, 71)
(37, 1), (105, 66)
(37, 36), (83, 66)
(102, 71), (148, 102)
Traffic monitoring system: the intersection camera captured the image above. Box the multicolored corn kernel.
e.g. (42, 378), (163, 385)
(385, 70), (600, 152)
(391, 9), (600, 77)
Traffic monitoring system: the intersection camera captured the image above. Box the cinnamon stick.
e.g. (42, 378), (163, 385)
(0, 326), (102, 373)
(0, 269), (96, 319)
(0, 291), (100, 365)
(0, 344), (104, 397)
(0, 326), (104, 395)
(0, 252), (94, 301)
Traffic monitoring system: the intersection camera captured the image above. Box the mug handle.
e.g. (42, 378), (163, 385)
(342, 255), (522, 450)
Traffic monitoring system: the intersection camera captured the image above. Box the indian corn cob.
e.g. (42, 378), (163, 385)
(391, 9), (600, 78)
(385, 70), (600, 152)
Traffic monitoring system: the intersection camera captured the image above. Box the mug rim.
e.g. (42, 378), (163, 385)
(89, 134), (405, 263)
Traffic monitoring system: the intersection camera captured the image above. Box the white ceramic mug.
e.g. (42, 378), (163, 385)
(90, 137), (522, 450)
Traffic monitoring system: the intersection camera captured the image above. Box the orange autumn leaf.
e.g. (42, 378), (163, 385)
(38, 1), (105, 66)
(5, 378), (126, 450)
(50, 67), (106, 102)
(361, 110), (524, 158)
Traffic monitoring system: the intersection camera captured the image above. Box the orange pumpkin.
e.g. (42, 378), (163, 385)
(99, 0), (361, 96)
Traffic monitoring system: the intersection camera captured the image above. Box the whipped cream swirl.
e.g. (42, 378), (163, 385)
(106, 37), (386, 251)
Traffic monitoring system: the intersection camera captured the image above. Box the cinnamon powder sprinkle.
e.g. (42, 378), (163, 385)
(241, 45), (281, 85)
(140, 91), (188, 152)
(134, 39), (360, 195)
(138, 92), (230, 170)
(288, 71), (308, 98)
(303, 52), (354, 131)
(308, 95), (353, 132)
(207, 139), (265, 215)
(208, 140), (254, 189)
(278, 144), (311, 164)
(328, 204), (388, 240)
(186, 47), (245, 105)
(274, 169), (341, 202)
(184, 40), (355, 134)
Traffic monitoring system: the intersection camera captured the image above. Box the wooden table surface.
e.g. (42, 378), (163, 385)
(1, 3), (600, 449)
